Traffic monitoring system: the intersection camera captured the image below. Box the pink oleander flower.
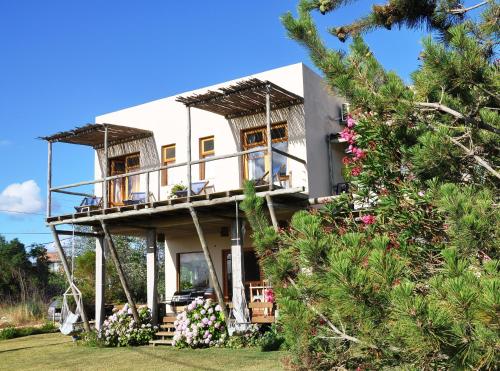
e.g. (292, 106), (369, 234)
(347, 115), (356, 128)
(340, 128), (356, 144)
(361, 215), (376, 225)
(351, 166), (362, 176)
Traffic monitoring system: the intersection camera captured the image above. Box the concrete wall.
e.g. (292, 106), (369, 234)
(302, 64), (345, 198)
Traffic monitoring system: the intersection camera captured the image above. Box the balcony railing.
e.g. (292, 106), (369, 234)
(47, 147), (307, 218)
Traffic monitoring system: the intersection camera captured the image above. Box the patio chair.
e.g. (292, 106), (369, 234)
(174, 180), (210, 197)
(253, 163), (286, 186)
(74, 196), (102, 213)
(123, 192), (156, 205)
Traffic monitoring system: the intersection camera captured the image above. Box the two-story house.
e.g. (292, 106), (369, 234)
(42, 63), (348, 334)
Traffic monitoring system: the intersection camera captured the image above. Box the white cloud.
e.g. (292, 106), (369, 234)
(0, 180), (43, 214)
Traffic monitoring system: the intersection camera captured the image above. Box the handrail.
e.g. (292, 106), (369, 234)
(50, 147), (268, 191)
(50, 147), (307, 193)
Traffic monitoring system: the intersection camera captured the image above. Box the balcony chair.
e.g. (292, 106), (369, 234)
(174, 180), (212, 198)
(123, 192), (156, 205)
(254, 163), (287, 187)
(74, 196), (102, 213)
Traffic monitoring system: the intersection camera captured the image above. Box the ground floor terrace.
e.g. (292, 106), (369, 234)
(46, 186), (319, 332)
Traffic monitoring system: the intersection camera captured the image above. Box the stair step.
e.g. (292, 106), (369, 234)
(161, 324), (175, 329)
(150, 339), (173, 346)
(163, 316), (177, 323)
(155, 331), (175, 337)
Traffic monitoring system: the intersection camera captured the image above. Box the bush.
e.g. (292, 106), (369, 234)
(0, 322), (57, 340)
(173, 298), (226, 348)
(260, 325), (285, 352)
(225, 324), (262, 349)
(97, 304), (156, 347)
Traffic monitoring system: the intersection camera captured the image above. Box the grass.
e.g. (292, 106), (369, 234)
(0, 333), (286, 370)
(0, 301), (47, 328)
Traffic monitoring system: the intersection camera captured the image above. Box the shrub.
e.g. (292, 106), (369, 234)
(0, 322), (57, 340)
(173, 298), (226, 348)
(225, 324), (262, 349)
(260, 324), (285, 352)
(97, 304), (156, 346)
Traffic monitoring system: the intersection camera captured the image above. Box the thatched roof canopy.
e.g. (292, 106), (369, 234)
(176, 78), (304, 119)
(40, 123), (153, 149)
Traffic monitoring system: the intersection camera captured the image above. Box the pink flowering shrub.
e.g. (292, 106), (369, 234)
(97, 304), (156, 347)
(360, 214), (376, 225)
(173, 298), (227, 348)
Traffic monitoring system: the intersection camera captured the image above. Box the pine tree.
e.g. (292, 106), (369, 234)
(241, 1), (499, 369)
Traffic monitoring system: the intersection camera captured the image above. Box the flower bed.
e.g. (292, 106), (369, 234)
(97, 304), (156, 346)
(173, 298), (226, 348)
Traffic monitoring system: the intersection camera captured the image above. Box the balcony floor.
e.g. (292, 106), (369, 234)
(46, 185), (309, 235)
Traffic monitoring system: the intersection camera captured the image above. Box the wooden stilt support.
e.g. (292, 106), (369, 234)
(188, 206), (229, 324)
(49, 225), (91, 332)
(100, 221), (140, 323)
(265, 194), (279, 232)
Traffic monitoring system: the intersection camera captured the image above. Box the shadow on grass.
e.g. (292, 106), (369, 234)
(129, 347), (221, 371)
(0, 340), (70, 354)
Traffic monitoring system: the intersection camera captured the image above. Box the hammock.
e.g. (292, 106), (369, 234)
(60, 284), (84, 336)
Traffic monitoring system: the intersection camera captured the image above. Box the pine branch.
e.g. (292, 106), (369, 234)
(424, 121), (500, 179)
(449, 1), (491, 15)
(416, 102), (500, 135)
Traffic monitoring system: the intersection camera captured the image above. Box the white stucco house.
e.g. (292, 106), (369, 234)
(42, 63), (349, 340)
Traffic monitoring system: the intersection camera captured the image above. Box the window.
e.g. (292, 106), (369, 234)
(109, 153), (140, 205)
(199, 136), (215, 180)
(161, 144), (176, 186)
(241, 122), (288, 182)
(178, 252), (210, 291)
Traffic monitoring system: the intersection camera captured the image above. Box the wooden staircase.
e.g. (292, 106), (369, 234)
(149, 314), (177, 346)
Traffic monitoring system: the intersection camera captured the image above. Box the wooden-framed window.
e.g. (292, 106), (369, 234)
(109, 153), (140, 206)
(241, 122), (288, 182)
(161, 144), (176, 186)
(199, 136), (215, 180)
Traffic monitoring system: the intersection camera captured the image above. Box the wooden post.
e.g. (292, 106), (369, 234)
(102, 125), (109, 212)
(188, 206), (229, 323)
(265, 194), (279, 232)
(100, 221), (140, 323)
(146, 229), (158, 326)
(186, 106), (192, 199)
(49, 225), (91, 332)
(157, 169), (161, 202)
(146, 172), (150, 203)
(46, 141), (52, 218)
(231, 216), (250, 328)
(95, 236), (106, 330)
(266, 85), (273, 191)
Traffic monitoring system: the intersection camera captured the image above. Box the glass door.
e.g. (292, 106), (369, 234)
(109, 153), (140, 206)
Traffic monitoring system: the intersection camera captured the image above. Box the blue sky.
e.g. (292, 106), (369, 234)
(0, 1), (476, 247)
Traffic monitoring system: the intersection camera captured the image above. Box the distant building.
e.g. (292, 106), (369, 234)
(46, 252), (62, 273)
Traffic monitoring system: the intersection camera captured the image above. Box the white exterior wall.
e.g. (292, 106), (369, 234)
(302, 64), (345, 197)
(93, 63), (308, 197)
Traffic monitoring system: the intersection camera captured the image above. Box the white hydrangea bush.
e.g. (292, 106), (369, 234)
(97, 304), (157, 346)
(173, 298), (227, 348)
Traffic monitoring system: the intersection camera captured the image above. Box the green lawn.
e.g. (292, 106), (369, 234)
(0, 333), (285, 370)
